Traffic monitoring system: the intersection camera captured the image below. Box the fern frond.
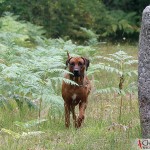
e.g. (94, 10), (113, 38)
(47, 69), (73, 75)
(109, 50), (133, 61)
(124, 70), (138, 76)
(0, 95), (11, 108)
(126, 82), (137, 93)
(20, 131), (45, 138)
(51, 77), (79, 86)
(41, 94), (63, 106)
(93, 56), (119, 64)
(95, 87), (127, 95)
(1, 128), (20, 139)
(95, 87), (120, 94)
(124, 60), (138, 65)
(12, 94), (38, 109)
(90, 64), (122, 75)
(14, 119), (47, 129)
(1, 128), (45, 139)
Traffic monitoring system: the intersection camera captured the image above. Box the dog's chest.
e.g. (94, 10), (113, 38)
(71, 93), (80, 105)
(72, 93), (77, 100)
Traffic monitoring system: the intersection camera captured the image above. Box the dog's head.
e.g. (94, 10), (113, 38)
(66, 55), (90, 77)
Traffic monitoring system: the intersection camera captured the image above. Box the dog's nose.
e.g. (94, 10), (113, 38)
(73, 69), (79, 76)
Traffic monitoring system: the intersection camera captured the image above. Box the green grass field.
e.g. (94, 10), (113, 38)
(0, 43), (140, 150)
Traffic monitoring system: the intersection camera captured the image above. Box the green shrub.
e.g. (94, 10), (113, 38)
(0, 0), (141, 42)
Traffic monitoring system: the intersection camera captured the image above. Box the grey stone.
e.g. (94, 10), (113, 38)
(139, 5), (150, 138)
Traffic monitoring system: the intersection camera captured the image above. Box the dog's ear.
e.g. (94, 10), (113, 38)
(66, 59), (70, 67)
(82, 57), (90, 71)
(65, 57), (73, 69)
(65, 52), (72, 69)
(65, 51), (70, 69)
(85, 58), (90, 71)
(67, 51), (70, 59)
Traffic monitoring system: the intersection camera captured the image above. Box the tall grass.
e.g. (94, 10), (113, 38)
(0, 14), (140, 150)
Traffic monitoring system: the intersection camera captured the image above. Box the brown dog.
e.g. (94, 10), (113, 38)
(62, 53), (91, 128)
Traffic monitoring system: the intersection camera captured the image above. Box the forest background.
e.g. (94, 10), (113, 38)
(1, 0), (149, 43)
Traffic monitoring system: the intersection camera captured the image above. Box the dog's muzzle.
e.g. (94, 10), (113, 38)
(73, 69), (80, 77)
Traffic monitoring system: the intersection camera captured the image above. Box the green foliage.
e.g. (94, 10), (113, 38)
(0, 14), (95, 112)
(80, 27), (99, 45)
(103, 0), (149, 15)
(0, 12), (45, 36)
(89, 50), (137, 95)
(0, 0), (143, 42)
(14, 119), (47, 129)
(1, 128), (45, 139)
(97, 10), (139, 39)
(0, 14), (140, 149)
(0, 14), (77, 111)
(89, 50), (138, 122)
(1, 119), (46, 139)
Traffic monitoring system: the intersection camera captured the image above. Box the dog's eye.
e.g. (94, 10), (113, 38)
(78, 62), (83, 66)
(70, 62), (75, 66)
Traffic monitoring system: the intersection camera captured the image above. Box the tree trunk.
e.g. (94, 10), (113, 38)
(138, 6), (150, 138)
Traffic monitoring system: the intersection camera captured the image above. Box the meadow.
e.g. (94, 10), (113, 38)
(0, 15), (140, 150)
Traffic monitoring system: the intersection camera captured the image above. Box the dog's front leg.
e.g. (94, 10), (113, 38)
(64, 102), (70, 128)
(77, 101), (87, 128)
(70, 105), (78, 128)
